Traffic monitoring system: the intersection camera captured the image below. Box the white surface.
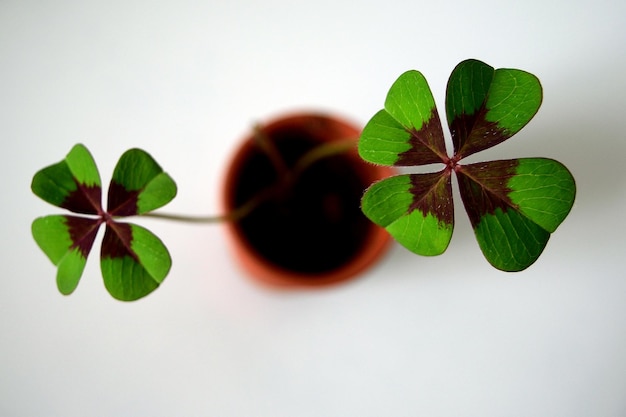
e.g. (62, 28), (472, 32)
(2, 0), (625, 416)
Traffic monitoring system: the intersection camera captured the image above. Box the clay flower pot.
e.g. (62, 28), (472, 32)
(222, 113), (393, 288)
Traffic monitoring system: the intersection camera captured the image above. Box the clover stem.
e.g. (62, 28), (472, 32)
(291, 139), (356, 177)
(142, 137), (358, 225)
(253, 124), (292, 183)
(142, 186), (275, 224)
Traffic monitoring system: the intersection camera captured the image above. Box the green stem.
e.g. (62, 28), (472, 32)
(292, 139), (356, 177)
(143, 134), (359, 225)
(142, 186), (273, 224)
(252, 124), (292, 181)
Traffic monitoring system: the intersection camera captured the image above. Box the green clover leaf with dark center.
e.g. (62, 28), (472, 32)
(359, 59), (576, 271)
(31, 144), (177, 300)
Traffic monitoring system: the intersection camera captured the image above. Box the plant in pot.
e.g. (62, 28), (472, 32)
(31, 59), (576, 301)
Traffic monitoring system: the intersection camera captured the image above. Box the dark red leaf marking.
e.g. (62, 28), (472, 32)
(449, 108), (510, 159)
(455, 160), (519, 227)
(107, 181), (139, 216)
(101, 221), (138, 261)
(61, 182), (102, 215)
(408, 170), (454, 225)
(397, 109), (448, 165)
(65, 216), (101, 258)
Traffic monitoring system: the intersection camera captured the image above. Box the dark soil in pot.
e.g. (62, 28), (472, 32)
(230, 122), (372, 276)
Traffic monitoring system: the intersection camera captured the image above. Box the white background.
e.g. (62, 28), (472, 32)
(2, 0), (625, 416)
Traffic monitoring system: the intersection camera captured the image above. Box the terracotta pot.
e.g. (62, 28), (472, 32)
(222, 113), (393, 288)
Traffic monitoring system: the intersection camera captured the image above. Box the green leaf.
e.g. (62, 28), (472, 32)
(507, 158), (576, 232)
(101, 222), (171, 301)
(32, 215), (100, 294)
(359, 70), (447, 166)
(445, 59), (494, 154)
(31, 144), (102, 214)
(457, 158), (576, 270)
(361, 172), (453, 255)
(358, 110), (414, 166)
(107, 148), (177, 216)
(446, 59), (542, 159)
(471, 208), (551, 271)
(65, 143), (101, 187)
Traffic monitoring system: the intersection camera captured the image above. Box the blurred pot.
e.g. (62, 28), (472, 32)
(222, 113), (393, 288)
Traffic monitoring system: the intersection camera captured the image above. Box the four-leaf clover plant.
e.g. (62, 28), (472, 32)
(31, 144), (176, 301)
(31, 58), (577, 302)
(359, 59), (576, 271)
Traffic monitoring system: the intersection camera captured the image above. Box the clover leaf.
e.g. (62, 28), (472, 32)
(359, 59), (576, 271)
(31, 144), (176, 300)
